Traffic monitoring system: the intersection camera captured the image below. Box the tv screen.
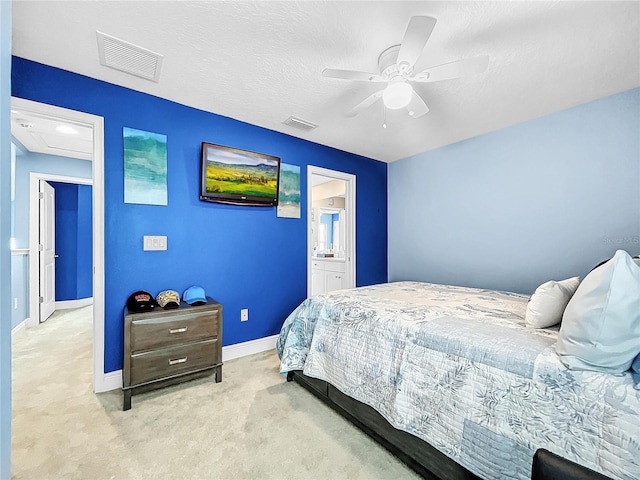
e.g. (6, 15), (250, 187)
(200, 142), (280, 206)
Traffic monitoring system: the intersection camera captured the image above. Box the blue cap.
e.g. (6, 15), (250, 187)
(183, 286), (207, 305)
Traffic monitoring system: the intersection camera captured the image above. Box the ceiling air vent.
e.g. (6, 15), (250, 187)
(282, 116), (318, 132)
(96, 31), (163, 82)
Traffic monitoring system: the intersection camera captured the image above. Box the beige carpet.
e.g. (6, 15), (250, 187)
(11, 306), (419, 479)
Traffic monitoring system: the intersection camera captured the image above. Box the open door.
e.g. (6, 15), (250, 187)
(39, 180), (56, 322)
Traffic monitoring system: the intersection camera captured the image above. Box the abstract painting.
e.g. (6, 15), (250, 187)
(123, 127), (168, 205)
(277, 163), (301, 218)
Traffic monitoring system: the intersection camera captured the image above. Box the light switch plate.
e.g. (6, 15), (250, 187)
(143, 235), (167, 251)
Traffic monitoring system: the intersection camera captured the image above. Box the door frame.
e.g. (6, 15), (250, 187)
(307, 166), (356, 297)
(15, 97), (107, 393)
(29, 173), (92, 327)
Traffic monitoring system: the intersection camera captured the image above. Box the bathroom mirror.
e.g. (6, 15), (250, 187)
(316, 207), (344, 256)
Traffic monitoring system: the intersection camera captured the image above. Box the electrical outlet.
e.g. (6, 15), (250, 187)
(241, 309), (249, 322)
(13, 298), (18, 310)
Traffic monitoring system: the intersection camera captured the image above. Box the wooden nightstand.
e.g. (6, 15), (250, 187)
(122, 297), (222, 410)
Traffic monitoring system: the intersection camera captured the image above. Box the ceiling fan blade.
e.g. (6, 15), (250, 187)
(412, 55), (489, 83)
(322, 68), (384, 82)
(346, 90), (384, 117)
(406, 92), (429, 118)
(397, 16), (437, 69)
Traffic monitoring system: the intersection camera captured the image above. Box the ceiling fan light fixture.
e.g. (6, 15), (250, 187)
(382, 82), (413, 110)
(323, 16), (485, 119)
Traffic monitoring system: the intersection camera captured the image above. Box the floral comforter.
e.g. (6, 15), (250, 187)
(276, 282), (640, 480)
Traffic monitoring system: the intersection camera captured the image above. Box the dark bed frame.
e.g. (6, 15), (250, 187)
(287, 370), (480, 480)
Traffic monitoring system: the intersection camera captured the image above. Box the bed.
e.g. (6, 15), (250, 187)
(276, 281), (640, 480)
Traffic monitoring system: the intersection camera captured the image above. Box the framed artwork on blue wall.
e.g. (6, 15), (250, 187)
(123, 127), (168, 206)
(277, 163), (301, 218)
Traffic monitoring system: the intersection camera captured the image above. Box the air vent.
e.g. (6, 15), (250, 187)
(96, 31), (163, 82)
(282, 116), (318, 132)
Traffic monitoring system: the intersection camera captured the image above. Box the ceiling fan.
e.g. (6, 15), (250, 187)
(322, 16), (489, 122)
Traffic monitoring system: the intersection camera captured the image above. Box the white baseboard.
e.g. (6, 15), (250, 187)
(96, 334), (279, 392)
(96, 369), (123, 393)
(222, 334), (278, 362)
(56, 297), (93, 310)
(11, 319), (27, 338)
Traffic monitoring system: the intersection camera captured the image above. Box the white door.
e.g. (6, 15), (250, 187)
(39, 180), (56, 322)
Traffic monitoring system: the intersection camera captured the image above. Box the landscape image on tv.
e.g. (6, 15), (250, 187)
(202, 143), (279, 204)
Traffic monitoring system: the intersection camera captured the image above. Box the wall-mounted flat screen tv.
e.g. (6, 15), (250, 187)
(200, 142), (280, 206)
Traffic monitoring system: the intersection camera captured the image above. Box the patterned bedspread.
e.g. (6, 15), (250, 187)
(276, 282), (640, 480)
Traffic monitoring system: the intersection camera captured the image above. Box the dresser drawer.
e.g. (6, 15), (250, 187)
(130, 308), (219, 352)
(130, 338), (218, 385)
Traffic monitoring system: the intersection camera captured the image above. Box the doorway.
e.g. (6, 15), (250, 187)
(307, 166), (356, 297)
(29, 175), (93, 324)
(12, 97), (107, 392)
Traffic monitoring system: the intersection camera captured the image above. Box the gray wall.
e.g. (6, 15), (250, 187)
(389, 88), (640, 294)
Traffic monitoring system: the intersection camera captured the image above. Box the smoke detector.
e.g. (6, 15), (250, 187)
(16, 120), (33, 129)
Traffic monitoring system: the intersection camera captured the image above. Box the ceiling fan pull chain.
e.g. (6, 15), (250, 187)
(382, 104), (388, 129)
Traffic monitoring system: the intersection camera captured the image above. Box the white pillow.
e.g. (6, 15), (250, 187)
(525, 277), (580, 328)
(557, 250), (640, 373)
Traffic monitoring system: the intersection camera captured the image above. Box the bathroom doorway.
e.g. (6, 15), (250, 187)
(307, 166), (356, 297)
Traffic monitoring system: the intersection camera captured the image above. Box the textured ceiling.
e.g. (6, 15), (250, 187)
(11, 1), (640, 163)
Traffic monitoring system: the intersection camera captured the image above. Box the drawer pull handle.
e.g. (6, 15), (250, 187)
(169, 327), (187, 334)
(168, 357), (187, 365)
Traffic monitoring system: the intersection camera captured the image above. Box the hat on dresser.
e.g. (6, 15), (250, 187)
(183, 285), (207, 306)
(156, 290), (180, 309)
(126, 290), (156, 312)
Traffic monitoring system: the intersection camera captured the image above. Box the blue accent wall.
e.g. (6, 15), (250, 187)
(50, 182), (92, 301)
(51, 182), (78, 300)
(77, 184), (93, 299)
(389, 88), (640, 294)
(12, 57), (388, 374)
